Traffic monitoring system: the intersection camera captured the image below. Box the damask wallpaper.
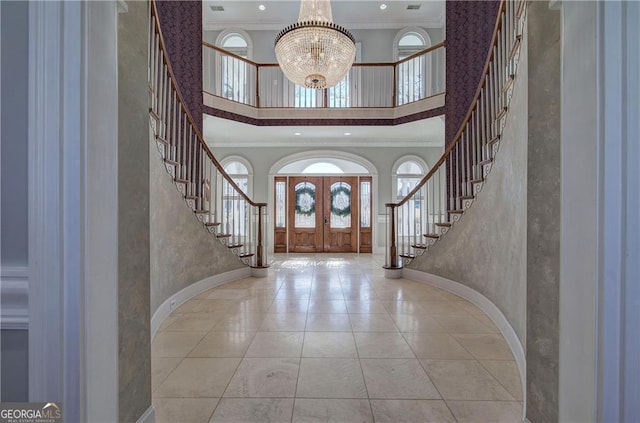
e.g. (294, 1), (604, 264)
(154, 0), (499, 136)
(445, 0), (501, 145)
(155, 0), (203, 131)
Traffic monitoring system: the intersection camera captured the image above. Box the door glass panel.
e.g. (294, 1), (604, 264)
(360, 180), (371, 228)
(294, 182), (316, 228)
(330, 182), (351, 228)
(275, 181), (286, 228)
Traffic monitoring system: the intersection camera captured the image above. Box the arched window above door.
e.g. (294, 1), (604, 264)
(302, 163), (344, 174)
(278, 158), (369, 175)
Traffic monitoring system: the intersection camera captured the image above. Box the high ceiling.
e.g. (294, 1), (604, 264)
(202, 1), (446, 148)
(203, 114), (445, 148)
(203, 1), (445, 31)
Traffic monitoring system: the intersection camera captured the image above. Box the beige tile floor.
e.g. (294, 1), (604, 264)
(152, 254), (523, 423)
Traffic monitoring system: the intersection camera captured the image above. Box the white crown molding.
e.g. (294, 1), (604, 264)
(203, 19), (445, 31)
(151, 267), (252, 340)
(209, 137), (442, 148)
(1, 267), (29, 330)
(402, 267), (527, 422)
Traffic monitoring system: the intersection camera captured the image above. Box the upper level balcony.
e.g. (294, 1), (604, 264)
(203, 38), (446, 122)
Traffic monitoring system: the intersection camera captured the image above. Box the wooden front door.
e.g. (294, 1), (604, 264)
(322, 177), (358, 252)
(288, 177), (323, 252)
(288, 176), (358, 253)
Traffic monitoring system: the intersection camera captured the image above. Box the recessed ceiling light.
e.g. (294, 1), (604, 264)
(379, 4), (387, 10)
(344, 132), (351, 136)
(258, 4), (266, 11)
(294, 132), (301, 136)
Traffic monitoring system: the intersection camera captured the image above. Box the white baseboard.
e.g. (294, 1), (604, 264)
(151, 267), (252, 340)
(136, 405), (154, 423)
(1, 266), (29, 330)
(402, 268), (527, 420)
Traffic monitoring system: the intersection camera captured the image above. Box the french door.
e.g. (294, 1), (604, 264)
(276, 176), (368, 253)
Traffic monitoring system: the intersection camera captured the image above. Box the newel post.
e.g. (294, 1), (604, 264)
(256, 204), (264, 267)
(385, 203), (400, 269)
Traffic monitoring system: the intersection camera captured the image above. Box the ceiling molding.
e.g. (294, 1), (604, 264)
(208, 137), (443, 148)
(202, 1), (446, 32)
(203, 18), (445, 31)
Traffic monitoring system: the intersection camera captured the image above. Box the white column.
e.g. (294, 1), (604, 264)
(559, 0), (640, 421)
(28, 1), (119, 421)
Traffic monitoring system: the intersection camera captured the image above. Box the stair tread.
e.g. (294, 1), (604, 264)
(399, 253), (417, 259)
(204, 222), (221, 227)
(448, 209), (464, 214)
(470, 178), (485, 184)
(185, 195), (198, 200)
(435, 222), (452, 227)
(238, 253), (255, 258)
(489, 135), (501, 145)
(194, 209), (210, 214)
(502, 76), (515, 93)
(164, 158), (179, 166)
(460, 195), (475, 200)
(479, 158), (494, 166)
(509, 37), (522, 60)
(227, 243), (243, 249)
(411, 244), (428, 249)
(216, 234), (232, 238)
(424, 233), (440, 239)
(156, 135), (169, 145)
(175, 178), (189, 184)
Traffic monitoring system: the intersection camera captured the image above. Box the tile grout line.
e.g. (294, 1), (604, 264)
(153, 254), (521, 421)
(290, 271), (313, 423)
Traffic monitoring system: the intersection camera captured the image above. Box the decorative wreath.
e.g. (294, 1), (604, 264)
(330, 184), (351, 217)
(295, 184), (316, 216)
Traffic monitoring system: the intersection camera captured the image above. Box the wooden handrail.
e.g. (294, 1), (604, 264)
(393, 0), (507, 208)
(203, 41), (259, 66)
(395, 41), (447, 66)
(151, 1), (265, 207)
(203, 40), (446, 69)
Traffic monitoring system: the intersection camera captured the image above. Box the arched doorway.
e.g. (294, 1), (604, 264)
(270, 153), (377, 253)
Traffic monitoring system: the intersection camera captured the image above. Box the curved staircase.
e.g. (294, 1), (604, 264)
(147, 1), (268, 271)
(384, 0), (526, 270)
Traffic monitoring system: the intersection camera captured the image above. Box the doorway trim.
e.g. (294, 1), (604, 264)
(268, 150), (379, 254)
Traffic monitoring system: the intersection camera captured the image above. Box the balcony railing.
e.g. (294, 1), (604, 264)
(384, 0), (525, 269)
(149, 1), (268, 269)
(203, 41), (445, 109)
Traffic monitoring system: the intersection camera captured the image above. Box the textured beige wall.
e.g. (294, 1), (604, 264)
(408, 8), (564, 420)
(407, 27), (529, 343)
(525, 3), (561, 422)
(149, 143), (245, 315)
(118, 2), (152, 421)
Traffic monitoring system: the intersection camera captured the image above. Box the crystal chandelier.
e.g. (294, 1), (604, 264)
(275, 0), (356, 89)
